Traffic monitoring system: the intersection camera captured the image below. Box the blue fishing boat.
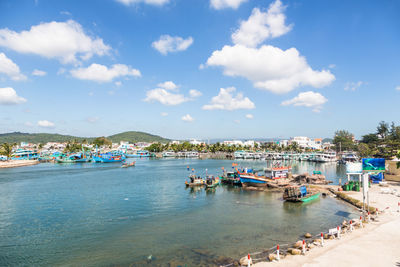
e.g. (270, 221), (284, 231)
(92, 152), (126, 163)
(239, 170), (269, 188)
(12, 149), (39, 160)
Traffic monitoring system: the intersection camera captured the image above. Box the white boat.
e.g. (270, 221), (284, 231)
(315, 151), (337, 163)
(234, 150), (246, 159)
(162, 151), (176, 157)
(341, 152), (359, 163)
(185, 151), (199, 158)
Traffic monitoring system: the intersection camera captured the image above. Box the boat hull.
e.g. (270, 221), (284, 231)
(239, 176), (268, 187)
(285, 193), (320, 203)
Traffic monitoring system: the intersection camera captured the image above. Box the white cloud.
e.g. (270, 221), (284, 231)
(70, 63), (141, 82)
(328, 64), (336, 69)
(245, 114), (253, 119)
(57, 68), (66, 75)
(145, 88), (187, 106)
(37, 120), (55, 128)
(157, 81), (178, 90)
(232, 1), (292, 47)
(202, 87), (255, 110)
(152, 35), (193, 55)
(344, 81), (364, 91)
(210, 0), (247, 10)
(115, 81), (122, 86)
(0, 87), (27, 105)
(281, 91), (327, 112)
(160, 112), (168, 116)
(181, 114), (194, 122)
(189, 89), (202, 98)
(116, 0), (169, 6)
(0, 20), (111, 64)
(396, 86), (400, 91)
(207, 45), (335, 94)
(86, 117), (99, 123)
(145, 82), (200, 106)
(32, 69), (47, 76)
(0, 53), (26, 81)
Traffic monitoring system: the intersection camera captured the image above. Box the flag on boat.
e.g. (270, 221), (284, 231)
(187, 166), (189, 171)
(232, 163), (238, 167)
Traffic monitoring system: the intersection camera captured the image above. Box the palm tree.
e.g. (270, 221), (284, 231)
(1, 143), (14, 160)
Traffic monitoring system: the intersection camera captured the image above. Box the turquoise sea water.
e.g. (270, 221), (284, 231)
(0, 159), (357, 266)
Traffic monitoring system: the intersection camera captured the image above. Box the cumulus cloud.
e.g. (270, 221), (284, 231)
(115, 81), (122, 86)
(160, 112), (168, 116)
(0, 20), (111, 64)
(396, 86), (400, 91)
(344, 81), (364, 91)
(207, 45), (335, 94)
(0, 53), (26, 81)
(116, 0), (169, 6)
(245, 114), (253, 119)
(281, 91), (327, 112)
(181, 114), (194, 122)
(145, 82), (201, 106)
(232, 0), (292, 47)
(144, 88), (187, 106)
(32, 69), (47, 76)
(0, 87), (27, 105)
(210, 0), (247, 10)
(70, 63), (141, 82)
(152, 35), (193, 55)
(189, 89), (202, 98)
(157, 80), (178, 90)
(206, 0), (334, 94)
(37, 120), (55, 128)
(202, 87), (255, 111)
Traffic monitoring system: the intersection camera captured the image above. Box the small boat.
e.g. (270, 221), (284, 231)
(264, 165), (291, 179)
(205, 175), (220, 188)
(121, 161), (136, 168)
(283, 186), (320, 202)
(220, 171), (241, 186)
(185, 175), (205, 187)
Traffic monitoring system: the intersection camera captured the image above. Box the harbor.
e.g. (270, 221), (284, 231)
(0, 158), (362, 266)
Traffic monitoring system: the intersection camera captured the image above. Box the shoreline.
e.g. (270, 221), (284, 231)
(250, 182), (400, 267)
(0, 160), (39, 168)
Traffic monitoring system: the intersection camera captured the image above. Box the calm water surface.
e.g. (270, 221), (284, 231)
(0, 159), (357, 266)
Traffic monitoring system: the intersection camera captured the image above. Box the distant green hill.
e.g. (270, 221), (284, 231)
(108, 131), (169, 143)
(0, 131), (170, 144)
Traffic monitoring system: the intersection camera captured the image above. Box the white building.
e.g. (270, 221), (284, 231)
(223, 140), (244, 146)
(243, 140), (255, 147)
(290, 137), (323, 150)
(189, 139), (203, 145)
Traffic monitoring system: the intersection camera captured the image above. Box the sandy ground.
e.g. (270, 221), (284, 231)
(254, 182), (400, 267)
(0, 160), (39, 168)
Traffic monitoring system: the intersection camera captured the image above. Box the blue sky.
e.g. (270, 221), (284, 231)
(0, 0), (399, 140)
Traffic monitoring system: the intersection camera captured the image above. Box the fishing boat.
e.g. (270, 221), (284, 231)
(128, 150), (150, 158)
(12, 149), (39, 160)
(238, 168), (269, 187)
(92, 152), (126, 163)
(185, 175), (205, 187)
(205, 175), (220, 188)
(283, 186), (320, 202)
(264, 165), (291, 179)
(56, 152), (91, 163)
(220, 171), (241, 186)
(121, 161), (136, 168)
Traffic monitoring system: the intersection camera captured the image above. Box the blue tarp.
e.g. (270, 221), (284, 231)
(300, 186), (307, 196)
(370, 172), (384, 184)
